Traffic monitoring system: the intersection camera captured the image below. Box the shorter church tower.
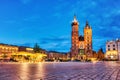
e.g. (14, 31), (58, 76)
(71, 15), (79, 59)
(84, 21), (92, 58)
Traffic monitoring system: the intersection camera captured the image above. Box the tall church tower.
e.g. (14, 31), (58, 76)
(84, 21), (92, 58)
(71, 15), (79, 59)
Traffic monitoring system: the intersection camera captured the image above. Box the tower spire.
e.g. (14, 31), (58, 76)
(74, 14), (76, 20)
(85, 20), (90, 28)
(72, 14), (78, 23)
(86, 20), (89, 25)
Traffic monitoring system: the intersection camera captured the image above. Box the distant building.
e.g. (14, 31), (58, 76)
(105, 39), (120, 60)
(18, 46), (33, 53)
(0, 43), (48, 62)
(47, 51), (67, 60)
(0, 43), (18, 59)
(71, 15), (92, 59)
(39, 49), (47, 54)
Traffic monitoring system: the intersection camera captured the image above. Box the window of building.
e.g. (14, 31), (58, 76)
(113, 44), (115, 47)
(87, 37), (89, 39)
(113, 48), (116, 50)
(87, 44), (89, 46)
(87, 47), (89, 50)
(108, 45), (110, 47)
(108, 48), (110, 51)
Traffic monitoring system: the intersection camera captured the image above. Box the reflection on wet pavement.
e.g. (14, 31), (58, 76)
(0, 62), (120, 80)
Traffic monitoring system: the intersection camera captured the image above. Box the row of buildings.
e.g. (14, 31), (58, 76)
(0, 43), (68, 62)
(0, 43), (33, 57)
(0, 15), (119, 61)
(0, 44), (47, 62)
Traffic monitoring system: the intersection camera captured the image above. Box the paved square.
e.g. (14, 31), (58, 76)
(0, 62), (120, 80)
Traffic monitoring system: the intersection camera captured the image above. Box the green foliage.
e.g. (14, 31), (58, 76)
(33, 43), (41, 53)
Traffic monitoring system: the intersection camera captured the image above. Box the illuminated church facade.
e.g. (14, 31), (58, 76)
(71, 15), (92, 59)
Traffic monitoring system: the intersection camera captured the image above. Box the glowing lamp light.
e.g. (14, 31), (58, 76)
(111, 56), (113, 59)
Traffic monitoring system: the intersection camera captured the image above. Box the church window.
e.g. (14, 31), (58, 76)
(87, 47), (89, 49)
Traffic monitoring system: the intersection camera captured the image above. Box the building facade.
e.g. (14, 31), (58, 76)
(71, 15), (92, 59)
(105, 39), (120, 60)
(47, 51), (67, 61)
(18, 46), (33, 53)
(0, 44), (18, 59)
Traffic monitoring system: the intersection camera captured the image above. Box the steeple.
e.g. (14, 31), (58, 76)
(74, 14), (76, 21)
(72, 14), (79, 26)
(86, 20), (89, 26)
(85, 20), (90, 28)
(73, 14), (78, 22)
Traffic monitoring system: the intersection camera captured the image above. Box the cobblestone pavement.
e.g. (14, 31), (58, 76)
(0, 62), (120, 80)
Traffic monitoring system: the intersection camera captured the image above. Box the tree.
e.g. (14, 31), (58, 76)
(97, 48), (104, 60)
(92, 51), (97, 58)
(33, 43), (41, 53)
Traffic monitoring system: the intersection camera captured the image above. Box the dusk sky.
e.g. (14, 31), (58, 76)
(0, 0), (120, 52)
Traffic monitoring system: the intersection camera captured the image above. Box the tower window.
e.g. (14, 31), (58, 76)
(87, 47), (89, 49)
(87, 37), (89, 39)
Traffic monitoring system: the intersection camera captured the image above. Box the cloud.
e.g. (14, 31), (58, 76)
(40, 36), (70, 43)
(38, 36), (70, 52)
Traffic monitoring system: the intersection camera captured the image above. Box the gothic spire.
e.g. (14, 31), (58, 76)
(74, 14), (76, 20)
(86, 20), (89, 26)
(85, 20), (90, 28)
(73, 14), (78, 23)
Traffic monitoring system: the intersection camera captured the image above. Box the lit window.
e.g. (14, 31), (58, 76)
(113, 48), (116, 50)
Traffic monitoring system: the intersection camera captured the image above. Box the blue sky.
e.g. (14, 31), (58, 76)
(0, 0), (120, 52)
